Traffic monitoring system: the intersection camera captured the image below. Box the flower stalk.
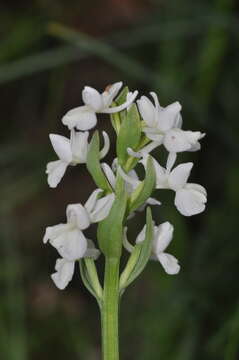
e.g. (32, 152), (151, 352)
(101, 258), (120, 360)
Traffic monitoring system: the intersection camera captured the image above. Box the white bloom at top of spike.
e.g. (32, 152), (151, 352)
(62, 82), (138, 131)
(124, 221), (180, 274)
(137, 92), (204, 153)
(141, 153), (207, 216)
(46, 130), (110, 188)
(43, 189), (114, 289)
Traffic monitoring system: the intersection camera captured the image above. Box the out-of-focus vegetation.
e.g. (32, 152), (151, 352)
(0, 0), (239, 359)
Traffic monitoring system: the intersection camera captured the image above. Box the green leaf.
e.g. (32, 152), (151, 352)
(128, 156), (156, 213)
(86, 131), (112, 192)
(97, 186), (127, 259)
(119, 207), (153, 292)
(116, 103), (141, 165)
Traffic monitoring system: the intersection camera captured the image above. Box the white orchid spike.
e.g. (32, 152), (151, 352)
(141, 154), (207, 216)
(62, 82), (138, 131)
(44, 82), (207, 297)
(46, 130), (110, 188)
(43, 189), (114, 289)
(137, 92), (204, 153)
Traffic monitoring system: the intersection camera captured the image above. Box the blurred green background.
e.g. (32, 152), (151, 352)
(1, 0), (239, 359)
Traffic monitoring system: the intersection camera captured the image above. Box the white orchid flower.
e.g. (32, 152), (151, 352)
(137, 92), (204, 153)
(43, 189), (114, 289)
(101, 161), (161, 210)
(51, 238), (100, 290)
(141, 153), (207, 216)
(46, 130), (110, 188)
(62, 82), (138, 131)
(124, 222), (180, 275)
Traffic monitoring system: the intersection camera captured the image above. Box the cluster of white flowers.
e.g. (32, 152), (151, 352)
(44, 82), (207, 289)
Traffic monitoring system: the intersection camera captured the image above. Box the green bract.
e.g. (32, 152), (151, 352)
(119, 207), (153, 292)
(97, 185), (127, 259)
(87, 131), (112, 192)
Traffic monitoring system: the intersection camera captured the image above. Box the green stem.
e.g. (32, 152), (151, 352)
(101, 258), (120, 360)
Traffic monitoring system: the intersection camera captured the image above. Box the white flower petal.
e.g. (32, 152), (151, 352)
(102, 82), (122, 107)
(103, 91), (138, 113)
(151, 158), (168, 189)
(166, 152), (177, 172)
(46, 160), (68, 188)
(168, 162), (193, 191)
(49, 134), (72, 162)
(187, 141), (201, 152)
(84, 239), (101, 259)
(43, 223), (71, 244)
(52, 228), (88, 261)
(158, 102), (182, 132)
(163, 128), (191, 152)
(51, 258), (75, 290)
(135, 225), (146, 244)
(127, 147), (142, 158)
(174, 187), (206, 216)
(144, 131), (164, 143)
(82, 86), (103, 111)
(174, 113), (183, 128)
(153, 222), (174, 253)
(62, 106), (97, 131)
(185, 183), (207, 197)
(100, 131), (110, 159)
(136, 197), (161, 213)
(85, 189), (103, 214)
(101, 163), (116, 189)
(84, 189), (103, 214)
(118, 166), (140, 188)
(70, 130), (89, 163)
(126, 169), (140, 193)
(147, 198), (162, 206)
(137, 96), (156, 126)
(128, 141), (162, 160)
(157, 253), (180, 275)
(184, 130), (205, 144)
(66, 204), (90, 230)
(89, 193), (115, 223)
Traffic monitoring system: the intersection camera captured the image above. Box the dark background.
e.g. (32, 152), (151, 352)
(1, 0), (239, 359)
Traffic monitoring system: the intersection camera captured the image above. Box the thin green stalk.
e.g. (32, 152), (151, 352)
(101, 258), (120, 360)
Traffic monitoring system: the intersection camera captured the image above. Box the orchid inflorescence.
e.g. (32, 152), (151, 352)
(44, 81), (207, 294)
